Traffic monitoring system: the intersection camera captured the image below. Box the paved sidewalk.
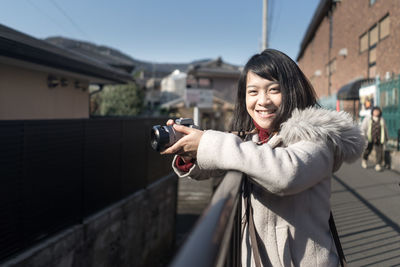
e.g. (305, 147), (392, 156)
(174, 178), (214, 249)
(332, 159), (400, 266)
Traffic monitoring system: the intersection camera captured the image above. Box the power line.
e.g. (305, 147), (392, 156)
(268, 0), (282, 46)
(48, 0), (92, 41)
(25, 0), (74, 36)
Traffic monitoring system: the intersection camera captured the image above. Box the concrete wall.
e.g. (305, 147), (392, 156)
(0, 62), (89, 119)
(3, 173), (178, 267)
(298, 1), (400, 98)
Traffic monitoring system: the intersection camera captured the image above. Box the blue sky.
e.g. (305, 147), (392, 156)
(1, 0), (320, 65)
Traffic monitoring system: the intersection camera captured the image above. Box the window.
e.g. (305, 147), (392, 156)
(369, 64), (376, 78)
(368, 46), (377, 78)
(369, 47), (376, 64)
(360, 15), (389, 52)
(379, 15), (390, 40)
(360, 33), (368, 53)
(369, 24), (378, 46)
(360, 15), (390, 78)
(370, 0), (376, 5)
(198, 78), (212, 88)
(186, 76), (197, 88)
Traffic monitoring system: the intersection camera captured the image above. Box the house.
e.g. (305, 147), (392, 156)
(161, 57), (241, 130)
(297, 0), (399, 115)
(0, 24), (133, 120)
(160, 69), (187, 102)
(186, 57), (241, 103)
(0, 25), (176, 266)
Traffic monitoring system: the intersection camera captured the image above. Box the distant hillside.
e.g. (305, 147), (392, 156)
(45, 36), (210, 78)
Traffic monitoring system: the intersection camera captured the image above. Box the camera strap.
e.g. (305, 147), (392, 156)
(232, 130), (263, 267)
(242, 177), (263, 267)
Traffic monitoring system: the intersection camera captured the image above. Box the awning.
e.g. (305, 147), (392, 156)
(337, 78), (375, 100)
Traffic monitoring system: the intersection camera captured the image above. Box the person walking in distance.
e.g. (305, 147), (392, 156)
(361, 106), (388, 171)
(161, 49), (365, 266)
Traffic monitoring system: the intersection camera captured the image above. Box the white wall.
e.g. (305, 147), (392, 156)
(161, 70), (187, 96)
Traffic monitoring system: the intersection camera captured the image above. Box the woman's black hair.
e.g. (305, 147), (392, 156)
(371, 106), (382, 117)
(231, 49), (318, 132)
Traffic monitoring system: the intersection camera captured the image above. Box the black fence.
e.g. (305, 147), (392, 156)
(0, 117), (173, 262)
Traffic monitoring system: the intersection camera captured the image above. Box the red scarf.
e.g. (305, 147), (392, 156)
(253, 120), (270, 142)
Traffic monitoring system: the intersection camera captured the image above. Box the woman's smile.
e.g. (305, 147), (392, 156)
(256, 109), (276, 118)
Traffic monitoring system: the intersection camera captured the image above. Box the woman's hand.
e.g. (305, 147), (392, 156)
(161, 120), (203, 160)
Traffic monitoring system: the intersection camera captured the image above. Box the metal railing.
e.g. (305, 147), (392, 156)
(170, 171), (244, 267)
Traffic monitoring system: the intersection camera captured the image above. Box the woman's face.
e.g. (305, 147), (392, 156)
(246, 71), (282, 130)
(372, 109), (381, 118)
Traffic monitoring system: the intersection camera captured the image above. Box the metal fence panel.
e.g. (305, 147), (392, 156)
(0, 117), (174, 262)
(0, 121), (24, 259)
(379, 77), (400, 139)
(83, 119), (123, 216)
(22, 120), (83, 247)
(120, 119), (147, 197)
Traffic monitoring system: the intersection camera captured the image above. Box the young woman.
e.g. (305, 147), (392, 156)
(161, 49), (365, 266)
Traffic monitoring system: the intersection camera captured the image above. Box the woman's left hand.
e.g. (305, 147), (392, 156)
(160, 124), (204, 159)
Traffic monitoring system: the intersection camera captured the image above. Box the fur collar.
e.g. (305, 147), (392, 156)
(279, 107), (366, 165)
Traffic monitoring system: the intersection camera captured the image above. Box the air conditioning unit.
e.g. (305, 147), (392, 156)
(338, 48), (348, 57)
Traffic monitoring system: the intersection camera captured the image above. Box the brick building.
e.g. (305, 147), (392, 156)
(297, 0), (400, 102)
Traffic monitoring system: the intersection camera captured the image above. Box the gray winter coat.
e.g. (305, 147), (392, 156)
(172, 107), (365, 267)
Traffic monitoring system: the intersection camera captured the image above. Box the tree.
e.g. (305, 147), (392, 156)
(92, 83), (144, 116)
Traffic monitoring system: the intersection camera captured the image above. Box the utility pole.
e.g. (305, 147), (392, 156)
(262, 0), (268, 51)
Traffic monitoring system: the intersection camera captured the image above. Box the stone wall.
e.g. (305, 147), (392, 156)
(3, 173), (178, 267)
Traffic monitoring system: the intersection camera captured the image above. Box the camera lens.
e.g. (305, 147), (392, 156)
(150, 125), (170, 151)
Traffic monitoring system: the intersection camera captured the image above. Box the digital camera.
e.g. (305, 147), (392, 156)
(150, 118), (199, 151)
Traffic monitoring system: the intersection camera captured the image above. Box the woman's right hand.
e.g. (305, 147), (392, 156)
(165, 119), (195, 163)
(166, 119), (175, 127)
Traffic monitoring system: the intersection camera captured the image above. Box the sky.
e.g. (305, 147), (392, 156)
(0, 0), (320, 66)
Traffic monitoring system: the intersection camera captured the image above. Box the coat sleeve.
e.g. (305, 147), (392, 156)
(172, 155), (226, 180)
(196, 130), (334, 196)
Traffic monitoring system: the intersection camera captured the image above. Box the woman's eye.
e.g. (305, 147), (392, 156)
(269, 87), (280, 93)
(248, 90), (257, 95)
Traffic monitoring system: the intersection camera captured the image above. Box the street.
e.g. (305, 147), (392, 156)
(332, 159), (400, 266)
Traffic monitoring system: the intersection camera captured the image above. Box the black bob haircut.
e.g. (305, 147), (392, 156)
(231, 49), (318, 132)
(371, 106), (382, 117)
